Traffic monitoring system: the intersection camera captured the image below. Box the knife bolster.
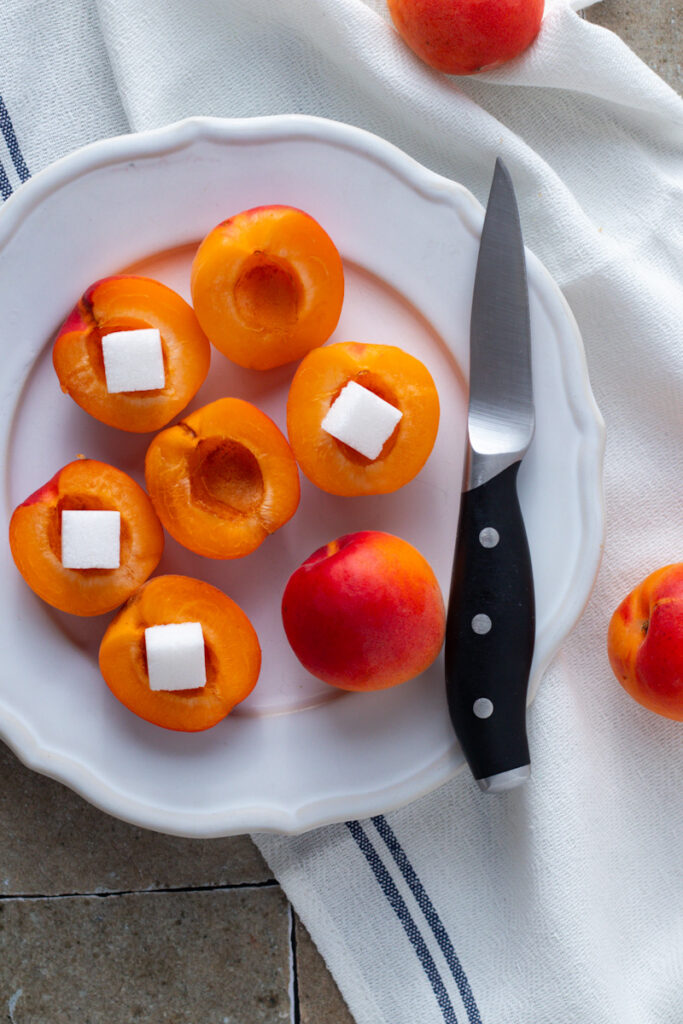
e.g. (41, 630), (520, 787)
(465, 444), (531, 490)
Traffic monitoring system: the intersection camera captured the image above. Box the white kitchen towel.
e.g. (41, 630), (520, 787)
(1, 1), (682, 1023)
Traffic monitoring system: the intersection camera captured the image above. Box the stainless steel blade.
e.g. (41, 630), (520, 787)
(466, 158), (534, 490)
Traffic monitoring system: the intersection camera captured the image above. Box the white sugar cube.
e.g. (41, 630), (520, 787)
(321, 381), (403, 460)
(61, 510), (121, 569)
(145, 622), (207, 692)
(101, 328), (165, 393)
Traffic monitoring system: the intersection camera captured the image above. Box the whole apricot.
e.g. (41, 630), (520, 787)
(282, 531), (446, 691)
(387, 0), (544, 75)
(607, 564), (683, 721)
(191, 205), (344, 370)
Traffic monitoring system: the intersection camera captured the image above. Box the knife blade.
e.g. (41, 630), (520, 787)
(445, 158), (535, 793)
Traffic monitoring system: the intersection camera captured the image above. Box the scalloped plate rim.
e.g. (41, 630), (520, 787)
(0, 115), (605, 836)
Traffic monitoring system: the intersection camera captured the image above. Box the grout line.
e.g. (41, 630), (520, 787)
(0, 878), (280, 902)
(288, 903), (302, 1024)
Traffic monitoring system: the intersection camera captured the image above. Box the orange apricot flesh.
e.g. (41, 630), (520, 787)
(286, 342), (440, 495)
(144, 397), (300, 559)
(9, 459), (164, 616)
(53, 275), (211, 433)
(99, 575), (261, 731)
(190, 205), (344, 370)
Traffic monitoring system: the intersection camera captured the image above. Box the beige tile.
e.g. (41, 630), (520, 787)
(0, 741), (271, 896)
(295, 915), (354, 1024)
(584, 0), (682, 94)
(0, 886), (291, 1024)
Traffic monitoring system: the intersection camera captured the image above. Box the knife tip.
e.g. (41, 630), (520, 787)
(493, 155), (511, 184)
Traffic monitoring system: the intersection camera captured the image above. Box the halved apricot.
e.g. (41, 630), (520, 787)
(190, 205), (344, 370)
(99, 575), (261, 731)
(9, 459), (164, 616)
(53, 275), (211, 433)
(286, 342), (440, 495)
(145, 397), (300, 558)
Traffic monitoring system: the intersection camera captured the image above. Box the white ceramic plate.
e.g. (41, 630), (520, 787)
(0, 116), (604, 837)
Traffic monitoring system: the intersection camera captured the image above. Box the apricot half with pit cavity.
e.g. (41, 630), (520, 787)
(144, 397), (300, 559)
(99, 574), (261, 731)
(9, 458), (164, 616)
(190, 205), (344, 370)
(53, 275), (210, 433)
(286, 341), (440, 495)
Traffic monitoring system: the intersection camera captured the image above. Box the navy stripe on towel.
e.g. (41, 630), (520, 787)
(0, 160), (11, 201)
(346, 820), (460, 1024)
(372, 815), (483, 1024)
(0, 95), (30, 182)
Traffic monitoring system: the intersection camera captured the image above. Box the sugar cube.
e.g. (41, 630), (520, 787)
(101, 328), (165, 393)
(61, 510), (121, 569)
(321, 380), (403, 460)
(145, 622), (207, 692)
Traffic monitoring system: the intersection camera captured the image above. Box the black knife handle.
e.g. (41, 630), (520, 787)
(445, 461), (535, 786)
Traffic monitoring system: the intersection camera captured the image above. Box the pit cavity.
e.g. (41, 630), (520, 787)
(331, 370), (402, 464)
(233, 252), (302, 332)
(85, 315), (154, 386)
(190, 437), (264, 516)
(49, 494), (124, 567)
(138, 632), (214, 696)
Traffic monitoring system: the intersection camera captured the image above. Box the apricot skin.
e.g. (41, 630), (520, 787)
(53, 275), (210, 433)
(99, 575), (261, 731)
(282, 531), (446, 691)
(9, 459), (164, 617)
(607, 564), (683, 721)
(286, 341), (439, 496)
(145, 398), (300, 559)
(190, 205), (344, 370)
(387, 0), (544, 75)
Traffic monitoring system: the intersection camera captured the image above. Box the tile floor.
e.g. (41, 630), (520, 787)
(584, 0), (681, 93)
(0, 742), (353, 1023)
(1, 4), (679, 1022)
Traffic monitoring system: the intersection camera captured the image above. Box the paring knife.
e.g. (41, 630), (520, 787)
(445, 158), (535, 794)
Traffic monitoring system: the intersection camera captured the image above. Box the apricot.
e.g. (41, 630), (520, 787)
(53, 275), (211, 432)
(9, 459), (164, 616)
(607, 564), (683, 721)
(190, 205), (344, 370)
(282, 531), (446, 690)
(286, 342), (439, 496)
(99, 575), (261, 731)
(145, 397), (300, 559)
(387, 0), (544, 75)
